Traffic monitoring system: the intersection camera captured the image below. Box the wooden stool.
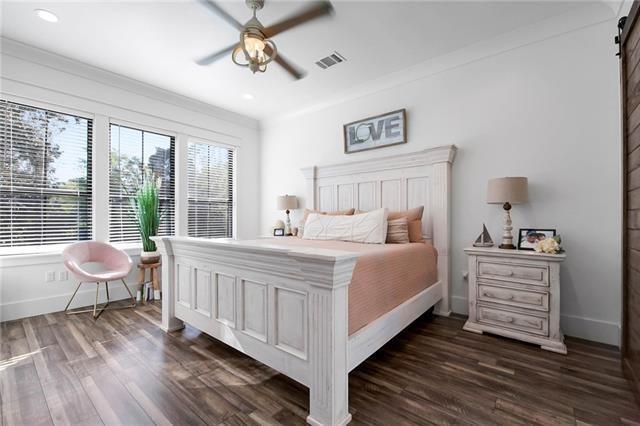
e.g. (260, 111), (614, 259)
(138, 262), (161, 303)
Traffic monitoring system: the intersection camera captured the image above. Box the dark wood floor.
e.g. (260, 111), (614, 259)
(1, 301), (639, 426)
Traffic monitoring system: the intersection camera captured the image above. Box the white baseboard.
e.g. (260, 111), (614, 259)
(451, 295), (468, 315)
(0, 283), (137, 322)
(451, 295), (620, 347)
(560, 313), (620, 347)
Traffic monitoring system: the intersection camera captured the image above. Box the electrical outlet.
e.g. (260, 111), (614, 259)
(45, 271), (56, 282)
(58, 271), (69, 281)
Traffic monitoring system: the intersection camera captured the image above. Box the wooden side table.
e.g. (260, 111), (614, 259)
(463, 247), (567, 354)
(138, 262), (161, 303)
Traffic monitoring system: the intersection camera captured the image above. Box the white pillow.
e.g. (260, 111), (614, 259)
(302, 208), (388, 244)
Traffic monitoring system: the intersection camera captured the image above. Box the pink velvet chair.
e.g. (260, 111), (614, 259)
(62, 241), (136, 318)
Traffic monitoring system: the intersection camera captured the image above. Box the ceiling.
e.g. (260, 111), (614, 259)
(1, 1), (604, 121)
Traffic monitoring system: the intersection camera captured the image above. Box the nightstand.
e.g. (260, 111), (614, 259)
(463, 247), (567, 354)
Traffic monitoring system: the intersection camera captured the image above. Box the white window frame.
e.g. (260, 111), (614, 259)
(0, 92), (241, 258)
(183, 137), (237, 240)
(107, 119), (177, 245)
(0, 95), (96, 255)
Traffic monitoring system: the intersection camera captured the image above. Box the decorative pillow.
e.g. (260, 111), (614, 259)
(386, 218), (410, 244)
(387, 206), (424, 243)
(302, 208), (355, 222)
(303, 208), (388, 244)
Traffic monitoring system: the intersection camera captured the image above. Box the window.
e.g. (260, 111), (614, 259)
(109, 124), (175, 243)
(187, 142), (234, 238)
(0, 100), (92, 249)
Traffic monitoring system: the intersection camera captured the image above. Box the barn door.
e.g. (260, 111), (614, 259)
(622, 1), (640, 399)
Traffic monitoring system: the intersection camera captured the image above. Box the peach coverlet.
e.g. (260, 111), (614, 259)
(261, 238), (438, 335)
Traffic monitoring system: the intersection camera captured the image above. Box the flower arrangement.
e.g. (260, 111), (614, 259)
(535, 235), (563, 254)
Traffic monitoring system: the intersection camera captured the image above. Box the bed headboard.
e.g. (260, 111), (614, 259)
(300, 144), (456, 315)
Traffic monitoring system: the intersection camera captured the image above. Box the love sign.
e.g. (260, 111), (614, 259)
(343, 109), (406, 154)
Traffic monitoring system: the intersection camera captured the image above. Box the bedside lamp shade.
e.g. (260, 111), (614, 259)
(487, 177), (528, 250)
(277, 195), (298, 210)
(487, 177), (528, 204)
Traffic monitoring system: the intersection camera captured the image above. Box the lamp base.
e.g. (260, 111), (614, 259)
(499, 202), (516, 249)
(285, 210), (292, 236)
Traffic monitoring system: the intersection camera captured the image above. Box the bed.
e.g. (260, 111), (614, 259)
(153, 144), (456, 425)
(259, 237), (439, 336)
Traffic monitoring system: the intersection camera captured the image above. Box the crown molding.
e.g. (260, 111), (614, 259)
(263, 2), (616, 127)
(0, 37), (259, 130)
(301, 145), (456, 179)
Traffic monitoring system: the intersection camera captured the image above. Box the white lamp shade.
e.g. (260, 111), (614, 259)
(277, 195), (298, 210)
(487, 177), (529, 204)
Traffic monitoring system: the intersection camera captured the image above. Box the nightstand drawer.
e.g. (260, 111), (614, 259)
(477, 259), (548, 286)
(477, 305), (549, 336)
(477, 282), (549, 312)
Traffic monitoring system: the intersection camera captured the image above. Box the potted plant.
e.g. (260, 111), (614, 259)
(131, 175), (162, 264)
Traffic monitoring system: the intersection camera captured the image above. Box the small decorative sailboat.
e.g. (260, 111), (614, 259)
(473, 224), (494, 247)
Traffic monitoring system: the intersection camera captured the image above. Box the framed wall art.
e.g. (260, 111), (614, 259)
(343, 109), (406, 154)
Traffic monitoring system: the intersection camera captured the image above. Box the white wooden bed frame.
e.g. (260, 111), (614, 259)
(154, 145), (456, 426)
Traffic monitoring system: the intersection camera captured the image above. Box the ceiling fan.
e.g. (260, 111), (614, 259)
(196, 0), (333, 79)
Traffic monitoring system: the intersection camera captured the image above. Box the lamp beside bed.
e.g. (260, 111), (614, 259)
(277, 194), (298, 235)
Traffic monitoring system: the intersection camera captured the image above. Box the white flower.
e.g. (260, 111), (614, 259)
(535, 237), (560, 254)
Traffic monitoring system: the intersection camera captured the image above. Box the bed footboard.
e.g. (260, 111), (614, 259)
(153, 237), (357, 426)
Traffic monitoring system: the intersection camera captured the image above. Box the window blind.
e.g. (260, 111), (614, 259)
(109, 124), (175, 243)
(187, 142), (234, 238)
(0, 100), (92, 248)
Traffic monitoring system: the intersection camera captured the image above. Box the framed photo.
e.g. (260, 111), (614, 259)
(273, 228), (285, 237)
(517, 228), (556, 251)
(343, 109), (406, 154)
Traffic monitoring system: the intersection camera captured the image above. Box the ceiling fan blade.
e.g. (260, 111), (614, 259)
(263, 1), (333, 38)
(198, 0), (244, 31)
(274, 53), (306, 80)
(263, 44), (305, 79)
(195, 44), (237, 66)
(274, 54), (307, 80)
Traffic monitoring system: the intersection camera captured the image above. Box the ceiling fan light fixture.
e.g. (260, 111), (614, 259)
(243, 33), (266, 58)
(232, 30), (277, 74)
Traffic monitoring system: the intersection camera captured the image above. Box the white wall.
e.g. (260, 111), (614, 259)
(260, 11), (622, 344)
(0, 39), (261, 321)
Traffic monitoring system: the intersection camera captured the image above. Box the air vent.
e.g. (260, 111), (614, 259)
(315, 51), (346, 69)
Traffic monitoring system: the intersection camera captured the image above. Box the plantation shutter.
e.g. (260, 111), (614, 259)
(109, 124), (175, 243)
(0, 99), (92, 248)
(187, 142), (234, 238)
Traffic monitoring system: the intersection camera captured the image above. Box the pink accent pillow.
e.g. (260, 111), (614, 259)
(302, 208), (355, 222)
(387, 206), (425, 243)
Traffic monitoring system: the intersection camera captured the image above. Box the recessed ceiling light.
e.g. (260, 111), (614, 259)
(242, 94), (254, 100)
(34, 9), (59, 23)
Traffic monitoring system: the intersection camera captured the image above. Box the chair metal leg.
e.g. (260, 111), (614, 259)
(64, 281), (83, 313)
(67, 279), (136, 318)
(122, 279), (137, 307)
(93, 283), (100, 319)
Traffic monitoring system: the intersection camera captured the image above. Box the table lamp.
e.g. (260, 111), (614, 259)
(277, 195), (298, 236)
(487, 177), (528, 249)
